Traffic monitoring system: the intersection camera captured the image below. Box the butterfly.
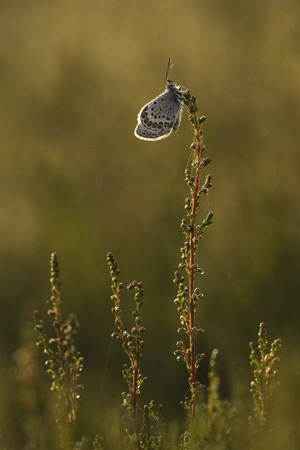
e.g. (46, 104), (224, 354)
(134, 79), (185, 141)
(134, 58), (188, 141)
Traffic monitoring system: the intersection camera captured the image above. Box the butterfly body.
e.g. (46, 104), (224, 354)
(135, 80), (184, 141)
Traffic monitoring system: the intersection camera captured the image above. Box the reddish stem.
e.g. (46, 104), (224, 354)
(132, 321), (140, 408)
(132, 312), (141, 449)
(115, 286), (141, 449)
(55, 294), (64, 362)
(132, 359), (141, 450)
(114, 289), (132, 357)
(260, 359), (268, 436)
(189, 117), (202, 417)
(54, 287), (75, 423)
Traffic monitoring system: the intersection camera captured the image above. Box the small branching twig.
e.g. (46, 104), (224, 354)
(206, 349), (233, 443)
(174, 91), (213, 418)
(107, 252), (165, 450)
(93, 435), (105, 450)
(207, 349), (222, 427)
(140, 401), (165, 450)
(179, 349), (232, 450)
(33, 252), (83, 430)
(107, 252), (146, 450)
(249, 322), (282, 442)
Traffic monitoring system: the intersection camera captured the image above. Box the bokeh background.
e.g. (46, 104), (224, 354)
(1, 0), (300, 448)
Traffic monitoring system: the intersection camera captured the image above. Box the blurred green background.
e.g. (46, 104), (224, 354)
(1, 0), (300, 447)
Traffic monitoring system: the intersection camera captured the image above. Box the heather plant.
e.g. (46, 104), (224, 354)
(172, 88), (234, 446)
(107, 252), (165, 450)
(249, 322), (282, 445)
(173, 91), (213, 419)
(179, 349), (233, 450)
(34, 252), (84, 448)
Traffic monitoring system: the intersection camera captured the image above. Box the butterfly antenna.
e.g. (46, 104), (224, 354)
(166, 57), (173, 81)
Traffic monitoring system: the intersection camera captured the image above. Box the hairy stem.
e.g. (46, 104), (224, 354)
(189, 114), (202, 418)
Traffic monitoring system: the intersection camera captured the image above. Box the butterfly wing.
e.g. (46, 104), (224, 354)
(135, 87), (182, 141)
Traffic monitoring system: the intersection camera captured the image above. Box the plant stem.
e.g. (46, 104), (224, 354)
(53, 278), (75, 424)
(132, 323), (141, 449)
(189, 113), (202, 418)
(133, 361), (141, 450)
(249, 322), (282, 441)
(107, 254), (145, 449)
